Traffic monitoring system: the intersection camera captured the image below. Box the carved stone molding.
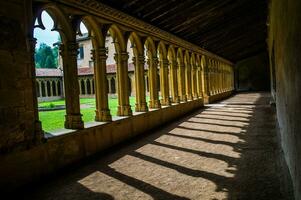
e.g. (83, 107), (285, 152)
(53, 0), (233, 65)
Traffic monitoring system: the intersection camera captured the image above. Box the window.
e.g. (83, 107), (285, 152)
(78, 45), (84, 60)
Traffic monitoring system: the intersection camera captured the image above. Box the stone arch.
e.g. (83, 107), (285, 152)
(87, 79), (91, 94)
(177, 48), (184, 65)
(157, 41), (167, 61)
(52, 81), (56, 96)
(46, 81), (51, 97)
(80, 16), (105, 48)
(167, 45), (176, 61)
(105, 24), (127, 53)
(41, 81), (46, 97)
(32, 4), (74, 42)
(110, 77), (116, 94)
(145, 37), (157, 58)
(57, 80), (61, 96)
(128, 32), (144, 56)
(81, 79), (85, 95)
(184, 50), (190, 65)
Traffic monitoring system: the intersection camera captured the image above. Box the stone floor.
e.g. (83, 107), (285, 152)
(22, 93), (287, 200)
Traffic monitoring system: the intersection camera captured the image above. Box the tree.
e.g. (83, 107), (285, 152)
(35, 43), (58, 69)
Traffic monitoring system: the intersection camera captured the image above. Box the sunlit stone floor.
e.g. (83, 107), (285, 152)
(23, 93), (286, 200)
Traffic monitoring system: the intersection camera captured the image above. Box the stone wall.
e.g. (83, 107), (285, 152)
(268, 0), (301, 199)
(0, 0), (41, 153)
(235, 52), (270, 91)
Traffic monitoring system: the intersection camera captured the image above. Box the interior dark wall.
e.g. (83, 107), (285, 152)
(269, 0), (301, 199)
(235, 52), (270, 91)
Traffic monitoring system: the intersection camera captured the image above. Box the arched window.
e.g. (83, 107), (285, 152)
(81, 79), (86, 95)
(87, 79), (91, 94)
(34, 10), (66, 132)
(57, 81), (61, 96)
(46, 81), (51, 97)
(111, 77), (116, 94)
(41, 81), (46, 97)
(52, 81), (56, 96)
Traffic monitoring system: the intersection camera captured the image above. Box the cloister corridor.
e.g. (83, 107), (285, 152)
(20, 93), (287, 200)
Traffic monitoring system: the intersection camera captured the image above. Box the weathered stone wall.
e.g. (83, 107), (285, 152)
(0, 0), (41, 153)
(235, 52), (270, 91)
(268, 0), (301, 199)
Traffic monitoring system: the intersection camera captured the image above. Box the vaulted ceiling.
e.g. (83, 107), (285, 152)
(97, 0), (268, 62)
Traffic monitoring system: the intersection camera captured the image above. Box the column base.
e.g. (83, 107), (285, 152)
(187, 94), (193, 101)
(193, 94), (199, 99)
(160, 98), (171, 106)
(172, 96), (180, 104)
(149, 99), (161, 109)
(180, 95), (187, 102)
(95, 109), (112, 122)
(135, 102), (148, 112)
(65, 114), (84, 129)
(117, 105), (132, 116)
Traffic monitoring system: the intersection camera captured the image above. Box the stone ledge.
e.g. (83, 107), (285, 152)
(0, 98), (204, 192)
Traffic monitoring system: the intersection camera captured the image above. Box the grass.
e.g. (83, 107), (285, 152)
(39, 96), (146, 132)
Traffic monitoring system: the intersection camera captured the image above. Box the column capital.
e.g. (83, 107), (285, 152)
(59, 42), (78, 57)
(152, 56), (159, 65)
(92, 48), (108, 60)
(162, 59), (169, 66)
(114, 52), (129, 62)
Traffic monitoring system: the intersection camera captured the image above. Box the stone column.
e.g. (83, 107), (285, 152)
(170, 60), (180, 103)
(191, 64), (198, 99)
(115, 52), (132, 116)
(59, 42), (84, 129)
(148, 57), (161, 109)
(50, 81), (53, 97)
(160, 58), (171, 106)
(178, 61), (187, 102)
(133, 55), (148, 112)
(92, 48), (111, 121)
(28, 38), (42, 139)
(38, 80), (42, 98)
(44, 81), (48, 97)
(84, 79), (88, 95)
(108, 77), (112, 94)
(197, 66), (203, 98)
(185, 61), (193, 100)
(78, 80), (82, 95)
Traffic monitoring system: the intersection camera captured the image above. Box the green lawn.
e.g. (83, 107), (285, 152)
(39, 97), (147, 132)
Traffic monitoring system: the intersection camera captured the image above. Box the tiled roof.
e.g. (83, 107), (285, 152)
(35, 68), (62, 77)
(36, 63), (142, 77)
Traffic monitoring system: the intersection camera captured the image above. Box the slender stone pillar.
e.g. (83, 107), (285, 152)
(208, 62), (212, 95)
(178, 61), (187, 102)
(92, 48), (112, 121)
(59, 42), (84, 129)
(115, 52), (132, 116)
(148, 57), (161, 109)
(170, 60), (180, 103)
(44, 81), (48, 97)
(133, 55), (148, 112)
(185, 60), (193, 100)
(196, 65), (203, 98)
(203, 61), (210, 98)
(84, 79), (88, 95)
(160, 58), (171, 106)
(79, 80), (82, 95)
(191, 63), (198, 99)
(38, 81), (42, 98)
(108, 77), (112, 94)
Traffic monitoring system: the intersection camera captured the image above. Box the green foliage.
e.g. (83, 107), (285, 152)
(38, 97), (145, 132)
(35, 43), (58, 69)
